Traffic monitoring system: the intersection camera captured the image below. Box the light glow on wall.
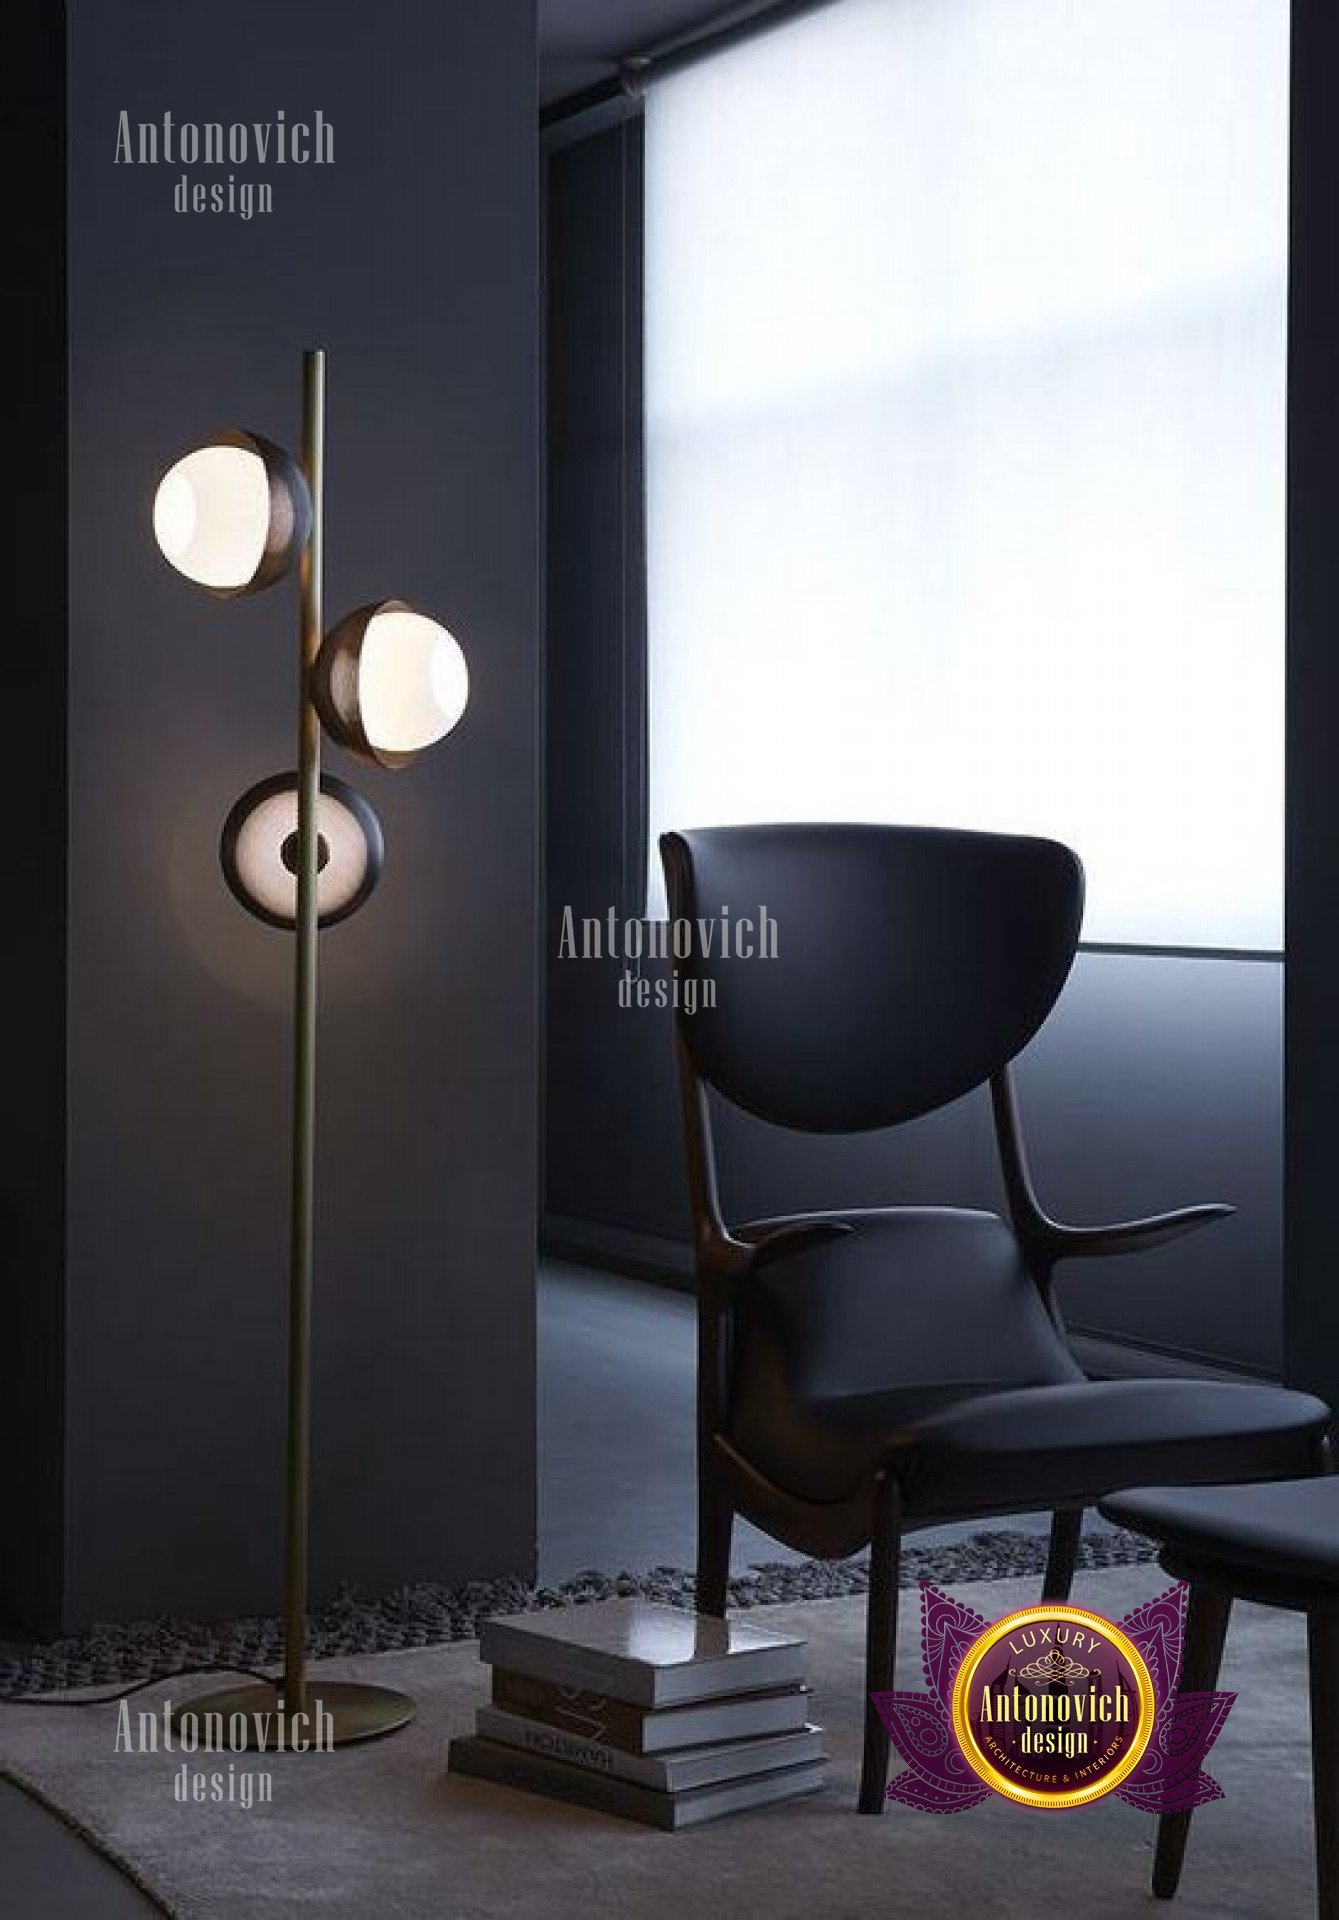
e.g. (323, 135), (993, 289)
(644, 0), (1288, 947)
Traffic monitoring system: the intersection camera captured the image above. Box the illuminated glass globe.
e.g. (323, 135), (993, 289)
(153, 432), (311, 597)
(313, 600), (469, 768)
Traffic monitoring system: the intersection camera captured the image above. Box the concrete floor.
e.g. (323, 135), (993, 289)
(0, 1262), (1102, 1916)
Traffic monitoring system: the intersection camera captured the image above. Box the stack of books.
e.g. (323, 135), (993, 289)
(448, 1596), (826, 1829)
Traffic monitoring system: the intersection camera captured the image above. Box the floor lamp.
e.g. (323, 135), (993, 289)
(152, 349), (469, 1747)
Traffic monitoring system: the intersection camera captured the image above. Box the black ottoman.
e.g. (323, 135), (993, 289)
(1101, 1477), (1339, 1916)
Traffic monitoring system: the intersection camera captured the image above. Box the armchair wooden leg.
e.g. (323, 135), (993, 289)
(1153, 1584), (1232, 1900)
(1043, 1507), (1083, 1603)
(1309, 1610), (1339, 1920)
(858, 1475), (901, 1815)
(696, 1458), (733, 1618)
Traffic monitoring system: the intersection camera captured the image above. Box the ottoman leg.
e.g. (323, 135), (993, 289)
(1309, 1610), (1339, 1920)
(858, 1475), (901, 1815)
(1153, 1585), (1233, 1900)
(1043, 1508), (1083, 1603)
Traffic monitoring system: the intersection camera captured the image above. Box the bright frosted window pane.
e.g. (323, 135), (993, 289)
(645, 0), (1287, 947)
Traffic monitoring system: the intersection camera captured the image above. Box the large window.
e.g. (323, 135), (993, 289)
(644, 0), (1288, 947)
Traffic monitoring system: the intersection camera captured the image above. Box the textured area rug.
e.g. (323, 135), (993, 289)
(0, 1565), (1311, 1920)
(0, 1528), (1155, 1698)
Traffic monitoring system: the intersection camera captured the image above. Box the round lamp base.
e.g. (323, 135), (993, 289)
(166, 1679), (415, 1750)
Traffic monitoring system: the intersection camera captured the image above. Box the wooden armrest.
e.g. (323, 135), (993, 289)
(1045, 1203), (1234, 1262)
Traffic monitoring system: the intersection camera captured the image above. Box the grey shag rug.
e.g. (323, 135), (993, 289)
(0, 1566), (1310, 1920)
(0, 1527), (1156, 1699)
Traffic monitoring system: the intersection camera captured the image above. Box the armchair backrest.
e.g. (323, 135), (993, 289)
(660, 824), (1083, 1133)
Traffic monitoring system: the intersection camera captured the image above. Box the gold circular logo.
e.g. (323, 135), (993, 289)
(950, 1602), (1157, 1810)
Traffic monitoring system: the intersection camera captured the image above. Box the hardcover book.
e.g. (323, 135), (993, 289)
(477, 1600), (808, 1709)
(475, 1706), (825, 1792)
(447, 1735), (828, 1830)
(491, 1668), (812, 1753)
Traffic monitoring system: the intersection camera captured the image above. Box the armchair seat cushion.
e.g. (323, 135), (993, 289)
(729, 1206), (1084, 1502)
(898, 1379), (1329, 1518)
(726, 1211), (1328, 1504)
(738, 1368), (1326, 1510)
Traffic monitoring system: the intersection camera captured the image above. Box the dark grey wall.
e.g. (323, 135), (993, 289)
(545, 121), (1284, 1381)
(9, 0), (540, 1632)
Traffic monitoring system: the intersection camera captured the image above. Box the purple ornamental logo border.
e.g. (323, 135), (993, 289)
(871, 1580), (1235, 1814)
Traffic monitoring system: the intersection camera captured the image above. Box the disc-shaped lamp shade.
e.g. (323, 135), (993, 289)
(153, 432), (312, 597)
(312, 599), (469, 769)
(220, 773), (384, 930)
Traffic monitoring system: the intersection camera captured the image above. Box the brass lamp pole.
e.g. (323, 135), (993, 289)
(285, 344), (330, 1727)
(153, 350), (470, 1748)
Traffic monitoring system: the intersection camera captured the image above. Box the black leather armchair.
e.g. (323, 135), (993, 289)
(659, 823), (1329, 1813)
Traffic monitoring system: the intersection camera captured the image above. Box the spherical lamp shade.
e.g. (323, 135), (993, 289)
(220, 773), (384, 930)
(312, 599), (469, 768)
(153, 432), (312, 597)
